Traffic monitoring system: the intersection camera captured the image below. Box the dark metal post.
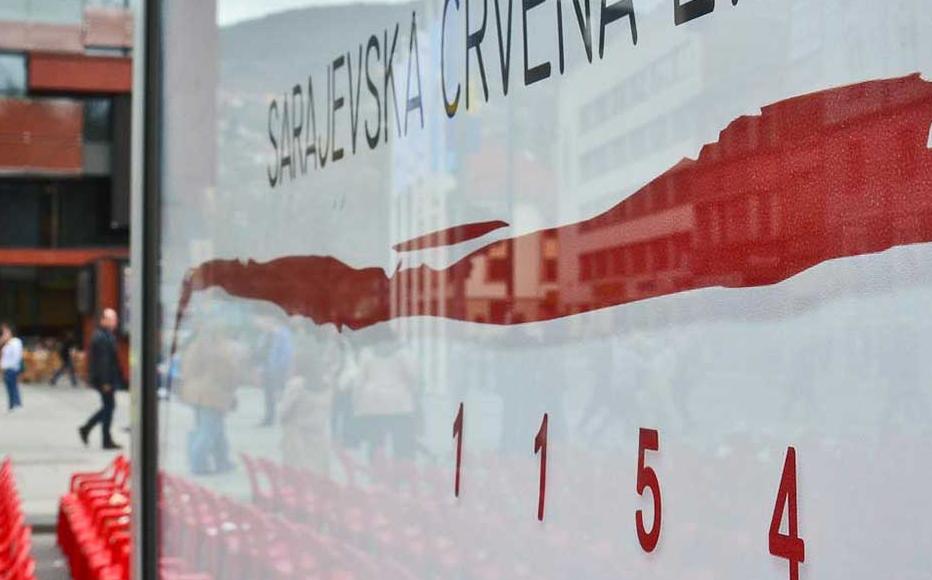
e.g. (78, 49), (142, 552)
(130, 0), (161, 577)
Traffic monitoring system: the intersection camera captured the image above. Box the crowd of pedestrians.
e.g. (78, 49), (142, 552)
(2, 310), (127, 452)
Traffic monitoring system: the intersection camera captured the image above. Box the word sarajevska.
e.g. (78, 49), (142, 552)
(267, 14), (425, 187)
(266, 0), (761, 187)
(453, 404), (805, 580)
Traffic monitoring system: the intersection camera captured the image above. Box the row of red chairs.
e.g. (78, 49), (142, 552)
(57, 455), (132, 580)
(57, 456), (212, 580)
(241, 453), (509, 578)
(0, 458), (35, 580)
(241, 452), (636, 578)
(161, 471), (416, 580)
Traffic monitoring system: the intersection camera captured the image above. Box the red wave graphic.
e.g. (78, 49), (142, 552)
(392, 220), (509, 252)
(173, 74), (932, 339)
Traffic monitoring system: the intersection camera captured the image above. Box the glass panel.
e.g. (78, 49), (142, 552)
(157, 1), (932, 579)
(0, 181), (41, 246)
(0, 53), (26, 96)
(87, 0), (129, 7)
(83, 97), (113, 142)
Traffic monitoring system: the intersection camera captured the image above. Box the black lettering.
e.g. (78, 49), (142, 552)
(570, 0), (593, 63)
(318, 68), (330, 168)
(365, 35), (382, 149)
(292, 84), (306, 175)
(442, 0), (462, 117)
(384, 25), (403, 142)
(280, 92), (293, 179)
(674, 0), (714, 25)
(598, 0), (637, 58)
(522, 0), (551, 85)
(492, 0), (514, 95)
(305, 76), (319, 170)
(332, 55), (345, 162)
(466, 0), (489, 107)
(267, 99), (279, 187)
(557, 0), (565, 73)
(347, 47), (363, 155)
(404, 12), (424, 135)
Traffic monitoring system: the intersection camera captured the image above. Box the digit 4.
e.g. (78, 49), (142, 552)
(769, 446), (805, 580)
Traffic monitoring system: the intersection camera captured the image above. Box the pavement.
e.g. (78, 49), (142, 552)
(31, 532), (71, 580)
(0, 381), (131, 523)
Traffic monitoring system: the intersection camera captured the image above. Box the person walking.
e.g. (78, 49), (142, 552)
(78, 309), (125, 450)
(279, 340), (332, 474)
(179, 326), (238, 475)
(51, 332), (79, 387)
(1, 322), (24, 412)
(258, 318), (294, 427)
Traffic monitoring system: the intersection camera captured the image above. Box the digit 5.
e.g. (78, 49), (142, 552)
(635, 427), (662, 552)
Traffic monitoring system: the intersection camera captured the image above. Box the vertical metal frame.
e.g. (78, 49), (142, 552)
(130, 0), (161, 577)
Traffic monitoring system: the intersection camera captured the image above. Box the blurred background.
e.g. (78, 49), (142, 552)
(0, 2), (134, 577)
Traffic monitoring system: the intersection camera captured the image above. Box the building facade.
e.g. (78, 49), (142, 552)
(0, 0), (132, 366)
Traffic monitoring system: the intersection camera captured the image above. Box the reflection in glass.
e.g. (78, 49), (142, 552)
(156, 1), (932, 578)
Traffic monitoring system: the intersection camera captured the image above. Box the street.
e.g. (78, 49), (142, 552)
(0, 382), (130, 522)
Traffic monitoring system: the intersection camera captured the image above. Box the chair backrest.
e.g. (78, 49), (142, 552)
(254, 456), (277, 479)
(113, 456), (131, 488)
(252, 456), (283, 506)
(239, 453), (260, 499)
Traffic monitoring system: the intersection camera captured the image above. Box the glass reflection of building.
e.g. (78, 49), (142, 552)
(413, 5), (932, 329)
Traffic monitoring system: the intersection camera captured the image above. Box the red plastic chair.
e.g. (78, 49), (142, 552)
(57, 456), (131, 580)
(0, 458), (36, 580)
(240, 454), (275, 510)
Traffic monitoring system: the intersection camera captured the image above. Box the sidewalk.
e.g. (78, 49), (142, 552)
(0, 382), (130, 523)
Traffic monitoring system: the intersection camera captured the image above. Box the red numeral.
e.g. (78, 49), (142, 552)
(635, 428), (662, 552)
(534, 413), (549, 521)
(769, 447), (805, 580)
(453, 402), (464, 497)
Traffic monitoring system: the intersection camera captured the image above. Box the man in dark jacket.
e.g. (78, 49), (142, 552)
(79, 309), (125, 449)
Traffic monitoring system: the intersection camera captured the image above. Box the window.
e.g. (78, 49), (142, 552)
(0, 54), (26, 97)
(579, 254), (592, 281)
(542, 260), (558, 282)
(593, 251), (608, 279)
(486, 258), (510, 283)
(84, 98), (113, 142)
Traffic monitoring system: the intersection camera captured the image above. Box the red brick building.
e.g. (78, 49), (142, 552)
(0, 3), (133, 368)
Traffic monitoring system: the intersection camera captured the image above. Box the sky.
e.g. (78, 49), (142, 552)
(216, 0), (408, 27)
(215, 0), (666, 27)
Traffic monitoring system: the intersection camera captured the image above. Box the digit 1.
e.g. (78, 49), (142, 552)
(769, 447), (805, 580)
(635, 428), (662, 552)
(453, 402), (464, 497)
(534, 413), (549, 521)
